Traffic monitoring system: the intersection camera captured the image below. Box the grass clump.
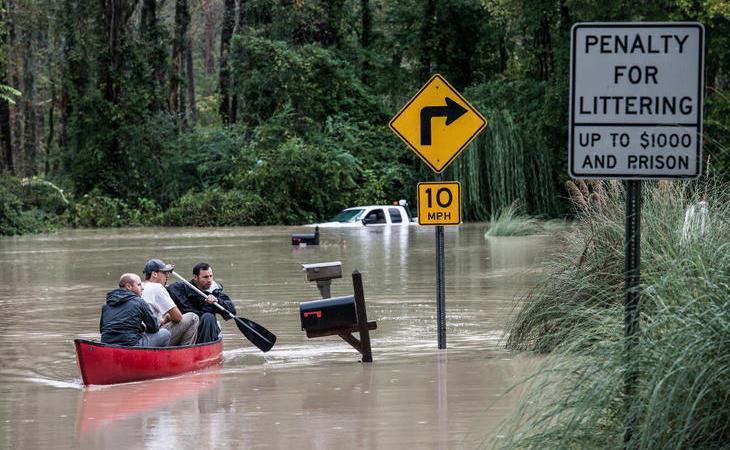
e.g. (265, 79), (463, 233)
(497, 179), (730, 449)
(485, 204), (540, 237)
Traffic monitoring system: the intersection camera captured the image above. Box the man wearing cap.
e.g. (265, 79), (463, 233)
(142, 259), (199, 346)
(100, 273), (171, 347)
(167, 262), (236, 343)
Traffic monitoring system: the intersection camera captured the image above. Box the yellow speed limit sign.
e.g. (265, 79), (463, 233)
(417, 182), (461, 225)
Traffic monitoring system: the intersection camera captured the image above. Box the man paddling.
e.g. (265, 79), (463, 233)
(142, 259), (199, 346)
(100, 273), (171, 347)
(167, 262), (236, 343)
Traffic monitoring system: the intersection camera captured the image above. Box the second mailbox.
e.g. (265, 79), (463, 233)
(300, 295), (358, 331)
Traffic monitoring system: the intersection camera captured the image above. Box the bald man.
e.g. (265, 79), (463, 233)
(100, 273), (171, 347)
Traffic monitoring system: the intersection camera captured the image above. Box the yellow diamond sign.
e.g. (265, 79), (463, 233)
(389, 74), (487, 173)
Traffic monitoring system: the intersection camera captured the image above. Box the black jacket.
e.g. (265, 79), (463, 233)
(167, 280), (236, 319)
(100, 288), (159, 346)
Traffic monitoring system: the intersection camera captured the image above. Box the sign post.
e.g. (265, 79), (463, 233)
(569, 22), (704, 446)
(390, 74), (486, 349)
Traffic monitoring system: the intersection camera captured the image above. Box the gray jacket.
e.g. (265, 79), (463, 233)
(100, 288), (159, 346)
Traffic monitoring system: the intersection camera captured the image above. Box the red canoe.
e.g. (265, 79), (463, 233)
(74, 338), (224, 385)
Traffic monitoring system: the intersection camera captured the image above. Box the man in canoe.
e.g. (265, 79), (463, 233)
(167, 262), (237, 343)
(100, 273), (171, 347)
(142, 259), (199, 346)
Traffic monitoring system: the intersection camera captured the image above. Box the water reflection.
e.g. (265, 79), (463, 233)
(487, 235), (551, 270)
(76, 370), (222, 437)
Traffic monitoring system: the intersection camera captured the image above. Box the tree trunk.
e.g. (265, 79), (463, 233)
(104, 0), (122, 105)
(498, 34), (508, 74)
(360, 0), (371, 83)
(140, 0), (153, 32)
(419, 0), (435, 83)
(37, 21), (51, 176)
(170, 0), (193, 126)
(237, 0), (246, 30)
(534, 15), (553, 81)
(102, 0), (123, 194)
(170, 0), (184, 120)
(186, 42), (196, 124)
(9, 0), (21, 174)
(202, 0), (215, 73)
(22, 28), (37, 176)
(559, 0), (571, 33)
(45, 80), (55, 175)
(230, 0), (247, 123)
(140, 0), (155, 106)
(0, 98), (11, 174)
(0, 0), (14, 174)
(217, 0), (235, 124)
(58, 0), (72, 153)
(141, 0), (167, 112)
(322, 0), (344, 47)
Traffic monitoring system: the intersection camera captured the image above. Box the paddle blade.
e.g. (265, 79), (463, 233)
(234, 316), (276, 352)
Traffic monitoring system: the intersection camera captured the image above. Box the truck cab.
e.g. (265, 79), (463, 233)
(311, 202), (416, 228)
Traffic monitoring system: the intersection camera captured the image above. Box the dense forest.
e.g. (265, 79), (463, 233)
(1, 0), (729, 234)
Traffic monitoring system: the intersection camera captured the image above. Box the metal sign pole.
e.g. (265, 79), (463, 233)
(624, 180), (641, 447)
(435, 173), (446, 349)
(567, 24), (704, 447)
(389, 73), (486, 350)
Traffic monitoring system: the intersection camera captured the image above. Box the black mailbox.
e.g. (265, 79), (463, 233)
(292, 226), (320, 245)
(300, 295), (357, 331)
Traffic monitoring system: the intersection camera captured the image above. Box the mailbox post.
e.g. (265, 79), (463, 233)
(299, 264), (376, 362)
(301, 261), (342, 298)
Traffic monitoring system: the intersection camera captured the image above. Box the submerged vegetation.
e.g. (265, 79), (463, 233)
(484, 204), (540, 237)
(501, 179), (730, 449)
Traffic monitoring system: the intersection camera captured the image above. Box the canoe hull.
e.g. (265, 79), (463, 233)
(74, 338), (223, 385)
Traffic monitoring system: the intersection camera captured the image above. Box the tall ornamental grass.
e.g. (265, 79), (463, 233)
(485, 204), (541, 237)
(498, 179), (729, 449)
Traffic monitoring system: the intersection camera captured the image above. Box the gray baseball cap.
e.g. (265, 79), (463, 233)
(143, 258), (175, 276)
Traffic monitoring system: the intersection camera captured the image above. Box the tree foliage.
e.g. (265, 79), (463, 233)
(0, 0), (728, 234)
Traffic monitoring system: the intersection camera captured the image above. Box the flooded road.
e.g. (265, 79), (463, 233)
(0, 224), (556, 449)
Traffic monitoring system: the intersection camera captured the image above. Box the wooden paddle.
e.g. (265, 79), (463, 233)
(171, 271), (276, 352)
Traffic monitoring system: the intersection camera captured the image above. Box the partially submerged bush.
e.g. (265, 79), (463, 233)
(485, 204), (540, 237)
(0, 176), (66, 235)
(158, 188), (273, 226)
(67, 190), (159, 228)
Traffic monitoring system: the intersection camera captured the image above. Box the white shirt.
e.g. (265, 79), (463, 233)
(141, 282), (177, 322)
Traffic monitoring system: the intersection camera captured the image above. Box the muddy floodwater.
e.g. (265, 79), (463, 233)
(0, 224), (557, 449)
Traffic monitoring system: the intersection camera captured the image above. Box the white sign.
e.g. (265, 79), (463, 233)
(569, 23), (704, 179)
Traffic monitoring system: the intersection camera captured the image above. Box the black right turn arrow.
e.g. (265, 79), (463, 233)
(420, 97), (468, 145)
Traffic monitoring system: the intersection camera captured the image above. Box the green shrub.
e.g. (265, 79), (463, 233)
(158, 188), (272, 226)
(68, 190), (133, 228)
(0, 176), (65, 235)
(19, 177), (70, 214)
(161, 126), (254, 207)
(485, 203), (540, 237)
(350, 169), (387, 206)
(67, 190), (159, 228)
(0, 182), (27, 235)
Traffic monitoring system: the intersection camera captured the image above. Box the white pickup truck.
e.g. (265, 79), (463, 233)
(309, 202), (417, 228)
